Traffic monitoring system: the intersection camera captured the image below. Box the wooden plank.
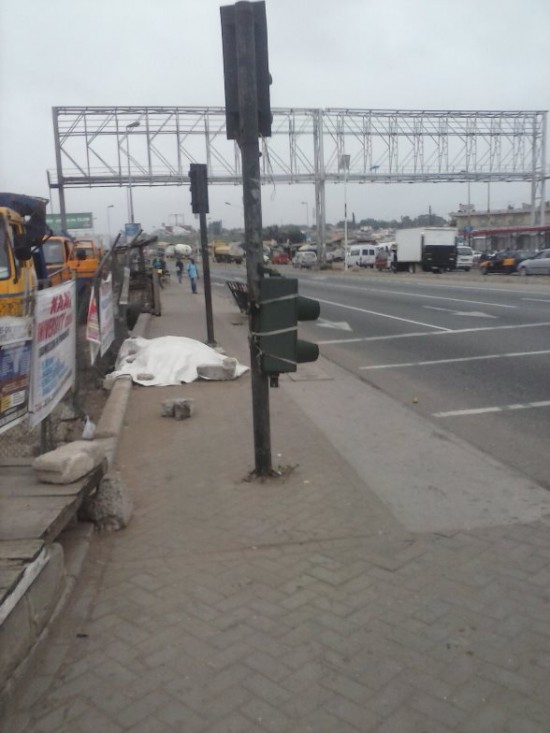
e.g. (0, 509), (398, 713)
(0, 458), (33, 468)
(0, 497), (73, 540)
(0, 539), (44, 561)
(0, 463), (104, 543)
(0, 564), (25, 597)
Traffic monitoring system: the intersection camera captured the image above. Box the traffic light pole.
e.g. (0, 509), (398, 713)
(235, 2), (272, 476)
(198, 211), (216, 346)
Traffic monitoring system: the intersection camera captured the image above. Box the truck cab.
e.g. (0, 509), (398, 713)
(0, 204), (38, 317)
(41, 235), (73, 286)
(69, 238), (102, 281)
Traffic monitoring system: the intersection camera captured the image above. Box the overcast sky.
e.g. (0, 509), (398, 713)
(1, 0), (549, 236)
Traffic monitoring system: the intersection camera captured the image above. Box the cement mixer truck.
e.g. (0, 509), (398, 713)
(174, 243), (192, 258)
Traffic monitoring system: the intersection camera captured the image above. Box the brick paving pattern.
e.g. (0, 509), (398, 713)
(3, 279), (550, 732)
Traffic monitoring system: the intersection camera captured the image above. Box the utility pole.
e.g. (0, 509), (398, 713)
(189, 164), (216, 346)
(199, 208), (215, 347)
(221, 0), (273, 476)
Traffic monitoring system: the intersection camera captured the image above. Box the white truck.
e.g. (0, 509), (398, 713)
(394, 227), (458, 273)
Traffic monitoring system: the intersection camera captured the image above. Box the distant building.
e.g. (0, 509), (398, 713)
(450, 202), (550, 232)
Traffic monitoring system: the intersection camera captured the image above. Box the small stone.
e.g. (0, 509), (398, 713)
(161, 399), (176, 417)
(136, 373), (155, 381)
(173, 399), (195, 420)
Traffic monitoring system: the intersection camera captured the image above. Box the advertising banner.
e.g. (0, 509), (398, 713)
(99, 275), (115, 356)
(30, 280), (76, 428)
(0, 317), (33, 434)
(86, 287), (100, 365)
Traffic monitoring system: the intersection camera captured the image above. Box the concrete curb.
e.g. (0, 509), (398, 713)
(95, 312), (152, 460)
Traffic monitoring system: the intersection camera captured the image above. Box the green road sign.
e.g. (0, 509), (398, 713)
(46, 213), (93, 230)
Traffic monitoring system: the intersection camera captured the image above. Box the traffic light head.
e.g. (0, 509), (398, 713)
(188, 164), (209, 214)
(256, 276), (320, 376)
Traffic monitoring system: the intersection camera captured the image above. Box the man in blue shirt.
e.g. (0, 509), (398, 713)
(187, 258), (198, 293)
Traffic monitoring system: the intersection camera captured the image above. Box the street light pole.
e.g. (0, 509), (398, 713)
(126, 121), (140, 224)
(300, 201), (309, 240)
(340, 155), (350, 270)
(106, 204), (114, 246)
(460, 169), (472, 244)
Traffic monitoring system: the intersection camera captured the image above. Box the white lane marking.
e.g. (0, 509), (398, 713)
(360, 349), (550, 371)
(315, 298), (452, 331)
(423, 306), (496, 318)
(434, 401), (550, 418)
(317, 318), (352, 331)
(317, 320), (550, 346)
(304, 281), (517, 308)
(523, 298), (550, 304)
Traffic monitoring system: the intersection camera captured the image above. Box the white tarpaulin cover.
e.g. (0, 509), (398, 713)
(112, 336), (249, 386)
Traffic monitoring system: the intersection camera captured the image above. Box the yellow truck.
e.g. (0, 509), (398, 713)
(0, 193), (49, 317)
(41, 234), (74, 286)
(69, 238), (103, 281)
(212, 240), (244, 264)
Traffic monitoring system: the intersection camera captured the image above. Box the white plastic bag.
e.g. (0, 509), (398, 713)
(82, 416), (96, 440)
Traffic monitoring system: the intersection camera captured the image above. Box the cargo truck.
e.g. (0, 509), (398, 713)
(212, 240), (244, 264)
(394, 227), (458, 273)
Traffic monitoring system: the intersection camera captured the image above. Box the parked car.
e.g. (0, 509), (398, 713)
(456, 245), (474, 271)
(271, 251), (290, 265)
(326, 248), (345, 263)
(375, 250), (390, 270)
(517, 249), (550, 276)
(292, 251), (318, 269)
(346, 243), (383, 268)
(480, 250), (531, 275)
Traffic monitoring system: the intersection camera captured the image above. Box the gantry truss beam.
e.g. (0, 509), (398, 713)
(50, 106), (547, 227)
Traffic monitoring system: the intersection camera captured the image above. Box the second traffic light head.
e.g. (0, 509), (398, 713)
(188, 164), (209, 214)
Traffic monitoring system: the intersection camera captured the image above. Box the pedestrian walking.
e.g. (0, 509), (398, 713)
(391, 248), (398, 273)
(176, 258), (184, 283)
(187, 258), (198, 293)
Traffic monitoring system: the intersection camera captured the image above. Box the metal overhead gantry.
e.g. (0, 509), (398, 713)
(50, 106), (547, 251)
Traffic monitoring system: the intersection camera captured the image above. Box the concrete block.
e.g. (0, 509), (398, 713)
(0, 545), (65, 690)
(161, 399), (176, 417)
(32, 440), (106, 484)
(27, 544), (65, 635)
(94, 375), (132, 439)
(173, 399), (195, 421)
(197, 357), (238, 381)
(0, 593), (33, 688)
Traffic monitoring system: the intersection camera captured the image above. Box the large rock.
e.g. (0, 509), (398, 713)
(161, 398), (195, 419)
(197, 357), (238, 381)
(80, 473), (133, 532)
(32, 440), (106, 484)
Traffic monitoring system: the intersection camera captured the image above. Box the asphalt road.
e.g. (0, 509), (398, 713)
(212, 264), (550, 490)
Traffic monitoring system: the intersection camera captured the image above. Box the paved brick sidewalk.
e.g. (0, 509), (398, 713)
(3, 277), (550, 732)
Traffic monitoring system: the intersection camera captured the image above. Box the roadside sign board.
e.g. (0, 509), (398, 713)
(46, 213), (93, 230)
(125, 223), (141, 237)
